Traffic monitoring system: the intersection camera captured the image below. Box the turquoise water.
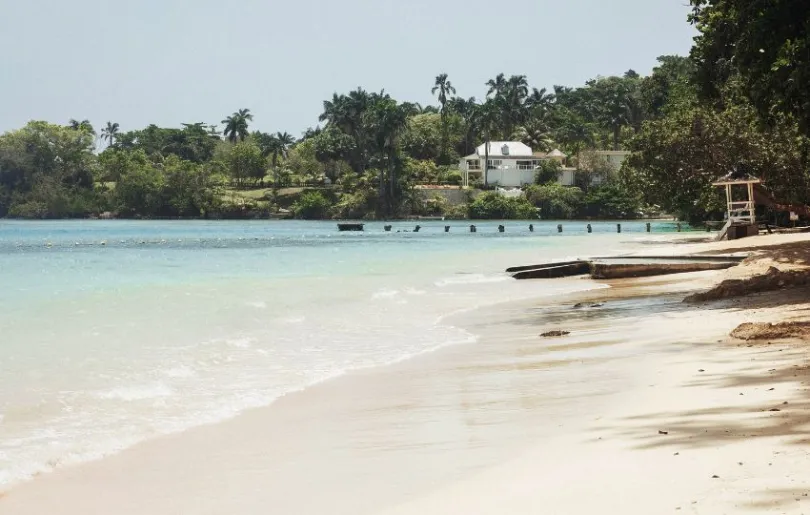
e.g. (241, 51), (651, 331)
(0, 220), (679, 487)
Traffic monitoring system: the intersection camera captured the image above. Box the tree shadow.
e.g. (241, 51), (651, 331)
(595, 338), (810, 511)
(703, 240), (810, 267)
(685, 284), (810, 313)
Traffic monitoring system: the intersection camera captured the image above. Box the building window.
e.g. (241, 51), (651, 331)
(516, 160), (537, 170)
(487, 159), (502, 170)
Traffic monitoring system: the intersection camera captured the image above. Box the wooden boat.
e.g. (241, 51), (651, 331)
(337, 223), (365, 232)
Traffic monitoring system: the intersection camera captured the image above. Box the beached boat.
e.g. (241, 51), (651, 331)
(337, 223), (365, 232)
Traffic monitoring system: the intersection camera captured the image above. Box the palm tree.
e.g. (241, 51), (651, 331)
(69, 119), (95, 134)
(526, 87), (555, 114)
(484, 74), (531, 138)
(486, 73), (508, 98)
(101, 122), (120, 146)
(271, 132), (295, 188)
(432, 74), (456, 116)
(221, 108), (254, 143)
(514, 119), (554, 152)
(476, 101), (499, 187)
(448, 96), (479, 156)
(301, 126), (322, 141)
(369, 99), (409, 215)
(432, 74), (457, 164)
(502, 75), (530, 138)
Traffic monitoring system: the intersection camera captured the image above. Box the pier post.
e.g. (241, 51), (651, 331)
(529, 224), (534, 232)
(587, 224), (592, 233)
(470, 225), (477, 233)
(646, 222), (651, 233)
(498, 225), (505, 233)
(557, 224), (563, 233)
(445, 225), (450, 233)
(617, 224), (622, 233)
(384, 225), (392, 232)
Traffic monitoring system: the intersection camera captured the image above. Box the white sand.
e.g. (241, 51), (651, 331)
(3, 234), (810, 514)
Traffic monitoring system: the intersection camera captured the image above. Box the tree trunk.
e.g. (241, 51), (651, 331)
(388, 151), (396, 217)
(378, 168), (386, 216)
(484, 138), (489, 188)
(613, 125), (621, 151)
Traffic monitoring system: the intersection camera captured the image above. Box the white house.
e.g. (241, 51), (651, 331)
(458, 142), (567, 187)
(458, 143), (632, 188)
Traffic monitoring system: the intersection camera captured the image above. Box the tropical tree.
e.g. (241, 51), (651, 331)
(227, 141), (266, 186)
(368, 98), (409, 215)
(68, 119), (95, 134)
(270, 131), (295, 187)
(484, 74), (531, 138)
(689, 0), (810, 134)
(101, 122), (120, 147)
(432, 73), (457, 164)
(448, 96), (480, 156)
(221, 108), (254, 143)
(478, 100), (501, 187)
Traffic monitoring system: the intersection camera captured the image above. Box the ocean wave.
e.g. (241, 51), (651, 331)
(371, 288), (400, 299)
(162, 365), (196, 379)
(225, 337), (254, 349)
(95, 382), (173, 401)
(434, 273), (511, 287)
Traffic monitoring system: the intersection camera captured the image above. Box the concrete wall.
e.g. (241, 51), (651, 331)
(486, 168), (535, 187)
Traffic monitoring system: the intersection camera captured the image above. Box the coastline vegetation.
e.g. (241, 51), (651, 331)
(4, 1), (810, 223)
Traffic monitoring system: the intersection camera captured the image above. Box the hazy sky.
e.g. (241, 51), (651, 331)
(0, 0), (696, 136)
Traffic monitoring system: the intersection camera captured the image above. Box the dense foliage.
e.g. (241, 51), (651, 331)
(8, 4), (810, 224)
(622, 3), (810, 222)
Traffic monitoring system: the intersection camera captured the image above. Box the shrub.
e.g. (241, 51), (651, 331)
(468, 192), (538, 219)
(443, 170), (463, 185)
(525, 184), (584, 219)
(8, 200), (49, 219)
(581, 182), (643, 219)
(535, 160), (563, 185)
(292, 190), (334, 219)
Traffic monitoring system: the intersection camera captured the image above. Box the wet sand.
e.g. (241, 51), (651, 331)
(4, 234), (810, 514)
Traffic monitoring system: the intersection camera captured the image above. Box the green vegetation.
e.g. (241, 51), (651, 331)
(469, 192), (537, 220)
(6, 8), (809, 223)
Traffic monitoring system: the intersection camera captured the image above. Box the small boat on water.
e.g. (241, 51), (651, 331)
(337, 223), (365, 232)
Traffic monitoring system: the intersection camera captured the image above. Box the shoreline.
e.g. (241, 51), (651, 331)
(3, 233), (810, 514)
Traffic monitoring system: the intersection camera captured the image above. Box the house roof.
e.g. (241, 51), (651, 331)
(547, 149), (567, 158)
(476, 141), (534, 157)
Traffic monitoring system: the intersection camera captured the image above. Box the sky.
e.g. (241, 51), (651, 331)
(0, 0), (697, 136)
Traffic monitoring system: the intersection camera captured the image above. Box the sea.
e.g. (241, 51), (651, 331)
(0, 219), (682, 488)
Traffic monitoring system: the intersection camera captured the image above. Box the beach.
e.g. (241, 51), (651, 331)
(2, 229), (810, 514)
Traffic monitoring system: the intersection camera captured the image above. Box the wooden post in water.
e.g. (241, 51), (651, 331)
(470, 225), (477, 233)
(587, 224), (592, 233)
(646, 222), (651, 233)
(557, 224), (563, 233)
(384, 225), (392, 232)
(617, 223), (622, 233)
(529, 224), (534, 232)
(445, 225), (450, 233)
(677, 223), (682, 233)
(414, 225), (421, 233)
(498, 225), (505, 233)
